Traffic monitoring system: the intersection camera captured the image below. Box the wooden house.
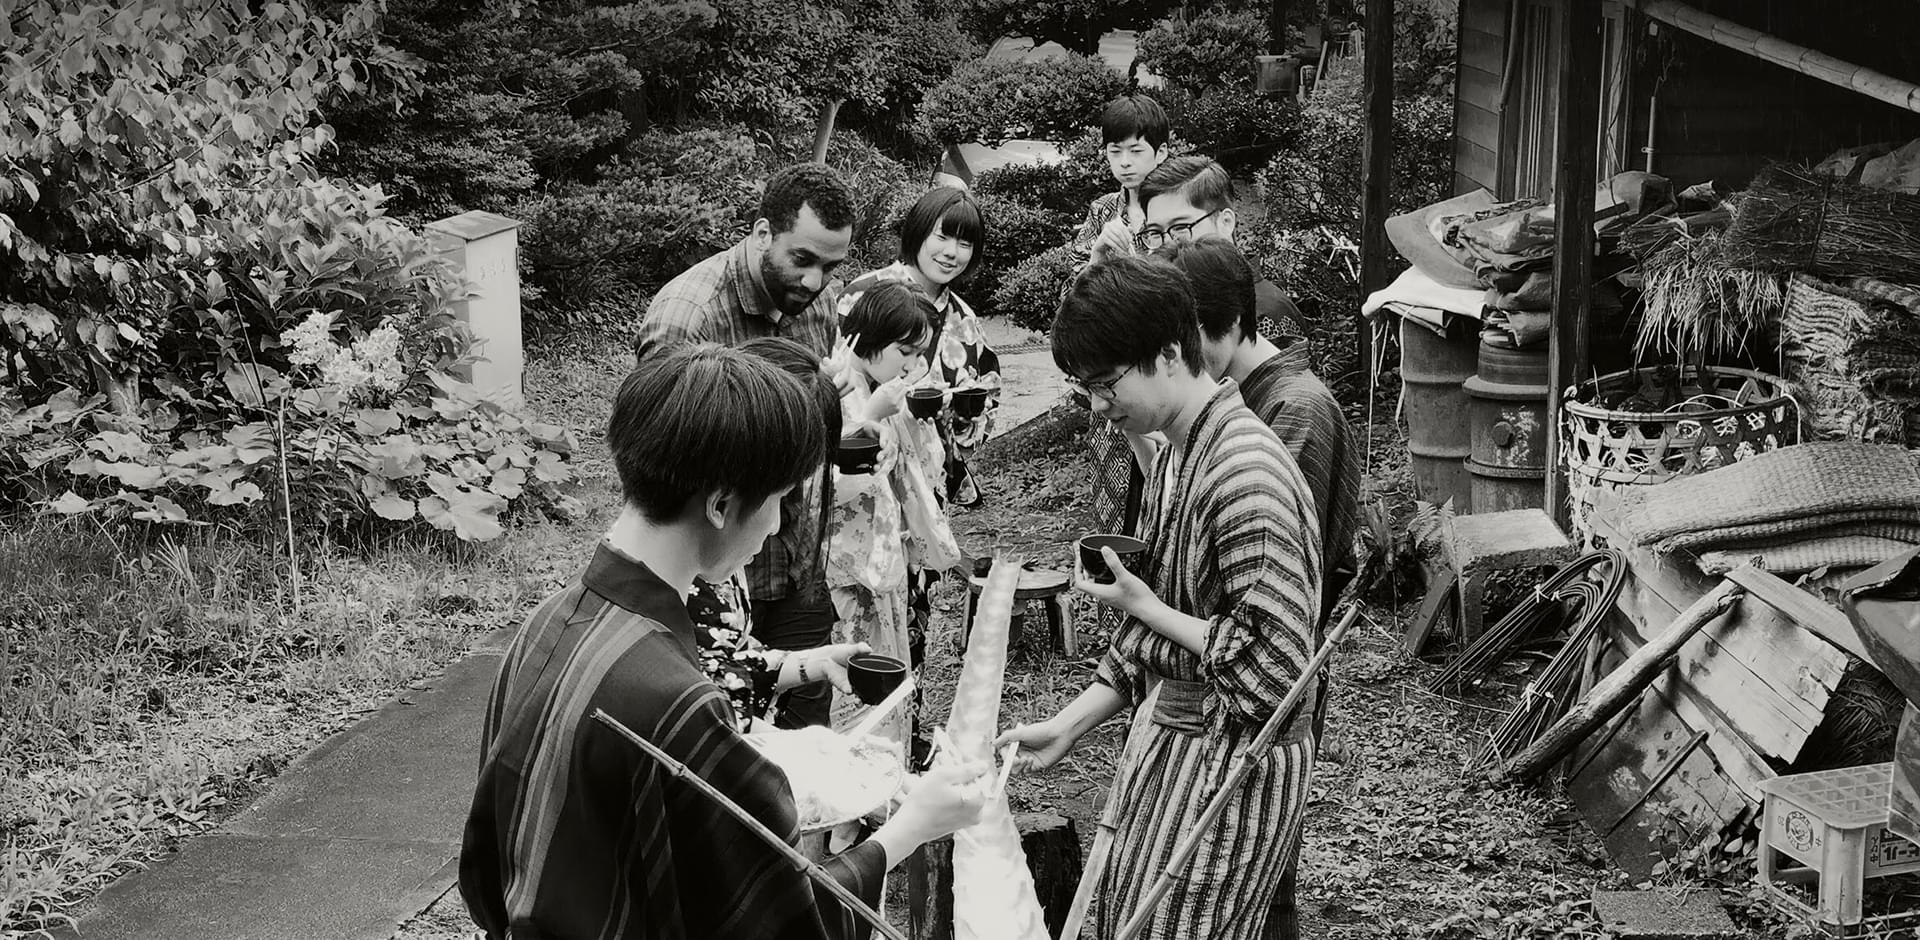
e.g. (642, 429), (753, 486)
(1355, 0), (1920, 874)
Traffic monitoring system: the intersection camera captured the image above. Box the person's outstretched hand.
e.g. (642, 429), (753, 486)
(822, 332), (862, 395)
(1089, 215), (1136, 264)
(895, 760), (993, 840)
(992, 720), (1075, 775)
(1075, 546), (1155, 618)
(808, 642), (871, 695)
(865, 376), (910, 422)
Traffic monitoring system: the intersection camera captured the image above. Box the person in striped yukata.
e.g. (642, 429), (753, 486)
(1157, 236), (1360, 940)
(460, 344), (991, 940)
(998, 256), (1324, 940)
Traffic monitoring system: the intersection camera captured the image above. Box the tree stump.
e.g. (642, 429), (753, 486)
(906, 813), (1082, 940)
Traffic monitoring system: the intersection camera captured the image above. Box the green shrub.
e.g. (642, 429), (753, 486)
(973, 156), (1112, 218)
(956, 0), (1180, 55)
(1170, 86), (1302, 170)
(970, 194), (1078, 311)
(0, 1), (577, 543)
(990, 244), (1080, 332)
(1136, 10), (1272, 96)
(917, 55), (1128, 146)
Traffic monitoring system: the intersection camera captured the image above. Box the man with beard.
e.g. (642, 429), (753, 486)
(634, 162), (858, 729)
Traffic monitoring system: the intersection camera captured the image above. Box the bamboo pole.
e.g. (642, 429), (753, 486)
(590, 709), (907, 940)
(1056, 683), (1161, 940)
(1111, 605), (1365, 940)
(1627, 0), (1920, 115)
(1490, 580), (1745, 786)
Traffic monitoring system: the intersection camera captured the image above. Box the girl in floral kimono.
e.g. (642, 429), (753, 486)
(840, 187), (999, 507)
(827, 281), (964, 758)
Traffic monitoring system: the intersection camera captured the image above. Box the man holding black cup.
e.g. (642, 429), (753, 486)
(634, 163), (858, 728)
(997, 256), (1323, 940)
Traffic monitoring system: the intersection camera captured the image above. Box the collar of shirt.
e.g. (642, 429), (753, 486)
(729, 236), (783, 325)
(584, 541), (701, 654)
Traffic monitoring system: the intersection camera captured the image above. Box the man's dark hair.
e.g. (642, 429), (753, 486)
(1156, 236), (1258, 342)
(1100, 94), (1170, 149)
(897, 187), (987, 281)
(1052, 256), (1203, 379)
(760, 163), (857, 236)
(1139, 156), (1234, 214)
(610, 344), (827, 523)
(844, 281), (935, 359)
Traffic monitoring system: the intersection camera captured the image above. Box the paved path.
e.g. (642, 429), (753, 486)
(53, 630), (512, 940)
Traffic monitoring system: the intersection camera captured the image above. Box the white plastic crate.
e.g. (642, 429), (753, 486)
(1758, 762), (1920, 935)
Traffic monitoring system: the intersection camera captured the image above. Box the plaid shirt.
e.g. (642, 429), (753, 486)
(636, 237), (841, 602)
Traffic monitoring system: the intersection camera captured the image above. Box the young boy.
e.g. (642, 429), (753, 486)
(1072, 94), (1171, 266)
(460, 344), (990, 940)
(1076, 93), (1173, 572)
(998, 256), (1323, 940)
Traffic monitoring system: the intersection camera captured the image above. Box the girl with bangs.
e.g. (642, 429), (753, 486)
(839, 186), (1001, 508)
(826, 281), (964, 766)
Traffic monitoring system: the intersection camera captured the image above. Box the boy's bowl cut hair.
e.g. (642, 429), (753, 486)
(1140, 156), (1235, 215)
(1101, 94), (1171, 149)
(1051, 256), (1203, 380)
(898, 187), (988, 281)
(610, 344), (827, 524)
(844, 281), (937, 359)
(761, 163), (857, 236)
(1156, 235), (1259, 342)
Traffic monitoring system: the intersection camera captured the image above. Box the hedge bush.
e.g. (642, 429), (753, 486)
(1136, 10), (1272, 96)
(917, 55), (1128, 146)
(968, 193), (1078, 313)
(1169, 86), (1303, 170)
(991, 244), (1081, 333)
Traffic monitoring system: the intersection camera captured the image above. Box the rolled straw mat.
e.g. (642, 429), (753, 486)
(1696, 535), (1920, 576)
(1616, 442), (1920, 548)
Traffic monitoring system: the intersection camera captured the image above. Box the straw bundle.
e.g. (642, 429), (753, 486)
(1631, 227), (1784, 361)
(1721, 165), (1920, 283)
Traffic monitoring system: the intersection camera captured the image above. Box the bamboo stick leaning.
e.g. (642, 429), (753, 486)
(1110, 604), (1365, 940)
(590, 709), (906, 940)
(1057, 682), (1163, 940)
(1490, 577), (1746, 785)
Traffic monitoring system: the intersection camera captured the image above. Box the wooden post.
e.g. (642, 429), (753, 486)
(1268, 0), (1291, 55)
(906, 815), (1082, 940)
(1543, 0), (1603, 532)
(1356, 0), (1395, 375)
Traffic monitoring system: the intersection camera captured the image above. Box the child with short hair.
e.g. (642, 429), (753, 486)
(1073, 93), (1172, 265)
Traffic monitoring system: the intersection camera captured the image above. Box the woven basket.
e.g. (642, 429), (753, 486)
(1564, 365), (1799, 548)
(1780, 274), (1918, 445)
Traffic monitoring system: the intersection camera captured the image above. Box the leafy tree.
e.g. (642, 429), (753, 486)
(956, 0), (1181, 55)
(0, 0), (576, 541)
(917, 55), (1128, 146)
(321, 0), (718, 221)
(1136, 11), (1272, 96)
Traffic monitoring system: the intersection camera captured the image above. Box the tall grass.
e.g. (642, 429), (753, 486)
(0, 516), (586, 937)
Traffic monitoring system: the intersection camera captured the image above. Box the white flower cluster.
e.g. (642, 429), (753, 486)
(281, 312), (407, 400)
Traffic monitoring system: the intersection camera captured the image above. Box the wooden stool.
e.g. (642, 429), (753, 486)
(1446, 508), (1574, 643)
(959, 567), (1075, 656)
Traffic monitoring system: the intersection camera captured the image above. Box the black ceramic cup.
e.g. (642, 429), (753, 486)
(1077, 533), (1148, 585)
(834, 434), (881, 474)
(950, 387), (990, 418)
(907, 387), (944, 420)
(847, 652), (908, 706)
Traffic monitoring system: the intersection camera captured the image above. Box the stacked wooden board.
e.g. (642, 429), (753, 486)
(1573, 494), (1867, 872)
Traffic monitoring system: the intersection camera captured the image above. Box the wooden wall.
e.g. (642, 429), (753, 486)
(1629, 0), (1920, 189)
(1454, 0), (1507, 195)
